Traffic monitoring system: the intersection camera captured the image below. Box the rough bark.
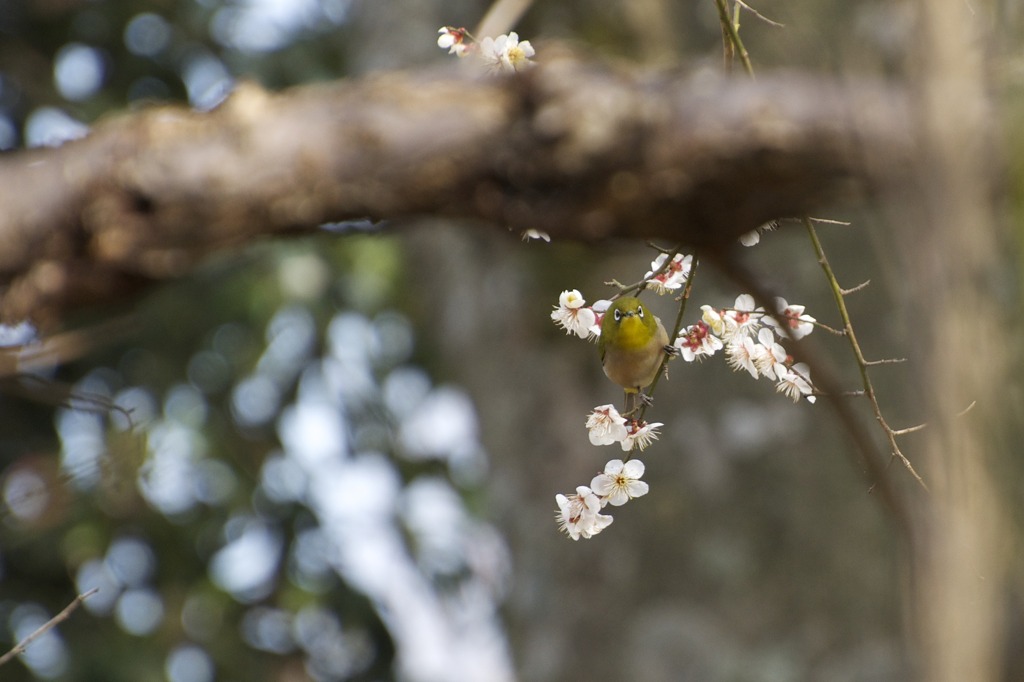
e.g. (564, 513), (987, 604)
(0, 49), (913, 325)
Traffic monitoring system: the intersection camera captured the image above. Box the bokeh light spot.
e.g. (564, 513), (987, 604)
(242, 606), (294, 653)
(106, 536), (156, 587)
(124, 13), (171, 57)
(209, 520), (281, 602)
(53, 43), (105, 101)
(3, 467), (48, 521)
(231, 374), (281, 428)
(166, 644), (215, 682)
(115, 588), (164, 636)
(75, 559), (122, 615)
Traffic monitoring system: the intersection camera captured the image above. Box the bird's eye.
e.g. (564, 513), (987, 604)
(613, 309), (622, 322)
(637, 305), (645, 318)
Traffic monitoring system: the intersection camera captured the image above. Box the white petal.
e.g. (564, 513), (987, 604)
(621, 459), (645, 479)
(590, 473), (614, 495)
(734, 294), (755, 311)
(603, 459), (625, 475)
(604, 489), (629, 506)
(625, 480), (649, 498)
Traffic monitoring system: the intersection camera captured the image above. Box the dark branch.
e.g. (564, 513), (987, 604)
(0, 49), (913, 325)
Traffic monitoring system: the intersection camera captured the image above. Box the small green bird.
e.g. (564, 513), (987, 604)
(598, 297), (671, 414)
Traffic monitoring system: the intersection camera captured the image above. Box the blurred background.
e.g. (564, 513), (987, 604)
(0, 1), (1022, 680)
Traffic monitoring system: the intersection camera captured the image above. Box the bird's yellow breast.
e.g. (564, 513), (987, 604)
(613, 316), (653, 351)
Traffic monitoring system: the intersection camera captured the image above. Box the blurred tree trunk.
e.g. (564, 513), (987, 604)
(902, 1), (1015, 680)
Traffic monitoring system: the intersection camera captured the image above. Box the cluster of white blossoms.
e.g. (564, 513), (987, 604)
(554, 381), (662, 540)
(680, 294), (818, 403)
(553, 404), (660, 539)
(555, 459), (649, 540)
(551, 286), (818, 405)
(437, 27), (535, 73)
(549, 250), (820, 539)
(586, 404), (663, 451)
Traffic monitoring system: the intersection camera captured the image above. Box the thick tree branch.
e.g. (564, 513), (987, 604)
(0, 49), (912, 324)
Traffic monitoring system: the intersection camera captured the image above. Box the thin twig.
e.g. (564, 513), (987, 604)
(0, 588), (99, 667)
(864, 358), (907, 366)
(710, 19), (920, 532)
(708, 0), (925, 524)
(706, 250), (915, 540)
(892, 424), (928, 436)
(474, 0), (536, 40)
(715, 304), (844, 337)
(733, 0), (785, 27)
(715, 0), (755, 78)
(841, 280), (871, 295)
(804, 217), (927, 490)
(808, 216), (853, 226)
(604, 246), (684, 298)
(811, 319), (847, 336)
(645, 241), (677, 254)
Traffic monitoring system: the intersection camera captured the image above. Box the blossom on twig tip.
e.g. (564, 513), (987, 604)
(622, 421), (663, 452)
(551, 289), (597, 339)
(437, 27), (469, 57)
(586, 405), (629, 446)
(555, 486), (613, 540)
(480, 32), (535, 73)
(591, 459), (649, 506)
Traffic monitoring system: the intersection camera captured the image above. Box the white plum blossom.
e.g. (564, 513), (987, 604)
(480, 32), (535, 72)
(700, 304), (734, 339)
(674, 321), (723, 362)
(644, 253), (693, 294)
(738, 220), (777, 247)
(591, 459), (649, 506)
(621, 421), (663, 452)
(752, 328), (788, 380)
(437, 27), (538, 73)
(555, 486), (613, 540)
(776, 362), (816, 403)
(701, 295), (762, 342)
(766, 298), (816, 340)
(437, 26), (469, 56)
(586, 405), (628, 446)
(725, 334), (762, 379)
(723, 294), (763, 337)
(551, 289), (597, 339)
